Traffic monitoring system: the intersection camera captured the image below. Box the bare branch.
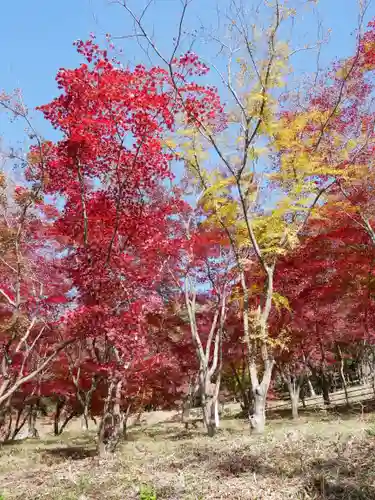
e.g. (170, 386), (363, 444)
(0, 288), (16, 307)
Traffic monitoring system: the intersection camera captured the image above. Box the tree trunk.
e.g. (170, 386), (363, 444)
(182, 400), (191, 430)
(360, 356), (371, 385)
(249, 389), (266, 433)
(230, 362), (251, 415)
(80, 391), (91, 430)
(240, 391), (251, 415)
(201, 384), (215, 437)
(11, 407), (28, 440)
(133, 389), (145, 426)
(53, 399), (65, 436)
(2, 406), (12, 442)
(321, 372), (331, 406)
(184, 275), (226, 437)
(0, 404), (12, 442)
(290, 391), (299, 419)
(97, 379), (124, 456)
(27, 404), (39, 438)
(57, 409), (76, 435)
(279, 368), (302, 420)
(200, 372), (221, 437)
(307, 378), (316, 398)
(202, 397), (215, 437)
(5, 412), (12, 442)
(182, 379), (196, 429)
(134, 408), (143, 426)
(122, 404), (132, 439)
(336, 344), (349, 406)
(284, 376), (301, 420)
(80, 397), (91, 431)
(359, 339), (369, 383)
(248, 358), (274, 434)
(81, 413), (89, 430)
(241, 261), (275, 435)
(214, 398), (219, 428)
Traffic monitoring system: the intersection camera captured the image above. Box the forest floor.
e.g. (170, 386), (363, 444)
(1, 404), (375, 500)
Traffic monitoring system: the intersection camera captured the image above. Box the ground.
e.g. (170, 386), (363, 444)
(1, 405), (375, 500)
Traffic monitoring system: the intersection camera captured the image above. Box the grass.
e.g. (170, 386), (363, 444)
(1, 411), (375, 499)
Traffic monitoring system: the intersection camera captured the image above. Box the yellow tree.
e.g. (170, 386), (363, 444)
(119, 0), (370, 432)
(170, 1), (328, 433)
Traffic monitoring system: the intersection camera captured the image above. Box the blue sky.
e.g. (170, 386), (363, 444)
(0, 0), (374, 154)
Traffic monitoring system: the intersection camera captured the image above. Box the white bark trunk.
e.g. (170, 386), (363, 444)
(201, 377), (218, 437)
(249, 390), (266, 433)
(290, 392), (299, 420)
(184, 273), (226, 438)
(248, 358), (274, 434)
(203, 398), (216, 437)
(307, 378), (316, 397)
(214, 399), (219, 428)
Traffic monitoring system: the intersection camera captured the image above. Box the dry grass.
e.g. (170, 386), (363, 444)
(1, 411), (375, 500)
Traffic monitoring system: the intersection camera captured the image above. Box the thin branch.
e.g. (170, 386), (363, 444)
(0, 338), (75, 406)
(0, 288), (16, 307)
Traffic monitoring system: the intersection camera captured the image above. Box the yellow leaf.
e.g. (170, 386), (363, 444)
(272, 292), (291, 311)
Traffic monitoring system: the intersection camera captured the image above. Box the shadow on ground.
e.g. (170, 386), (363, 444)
(217, 452), (279, 477)
(41, 445), (97, 464)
